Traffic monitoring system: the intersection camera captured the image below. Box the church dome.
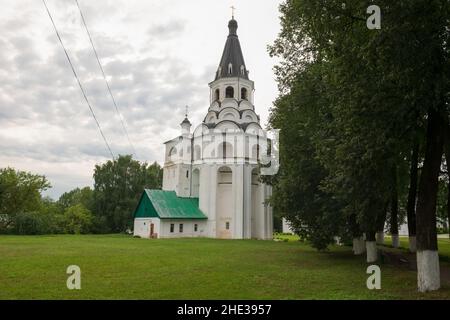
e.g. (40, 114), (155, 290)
(228, 19), (238, 35)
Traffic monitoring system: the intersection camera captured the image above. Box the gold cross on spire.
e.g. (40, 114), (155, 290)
(230, 5), (236, 19)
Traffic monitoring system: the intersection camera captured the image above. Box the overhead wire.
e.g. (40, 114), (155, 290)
(42, 0), (116, 160)
(74, 0), (138, 159)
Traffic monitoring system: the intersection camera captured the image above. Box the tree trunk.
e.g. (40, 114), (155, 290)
(353, 237), (366, 255)
(416, 109), (443, 292)
(349, 214), (365, 255)
(376, 203), (388, 245)
(365, 231), (377, 263)
(390, 165), (399, 248)
(407, 142), (419, 252)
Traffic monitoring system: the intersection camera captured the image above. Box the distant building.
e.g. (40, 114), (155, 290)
(133, 16), (273, 239)
(282, 218), (294, 234)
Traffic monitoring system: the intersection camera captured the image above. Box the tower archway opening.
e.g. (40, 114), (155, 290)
(241, 88), (248, 100)
(215, 89), (220, 101)
(225, 86), (234, 98)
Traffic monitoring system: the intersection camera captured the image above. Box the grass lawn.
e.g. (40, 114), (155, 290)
(0, 234), (449, 299)
(396, 236), (450, 261)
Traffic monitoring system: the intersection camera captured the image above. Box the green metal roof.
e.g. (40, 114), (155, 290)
(134, 189), (207, 220)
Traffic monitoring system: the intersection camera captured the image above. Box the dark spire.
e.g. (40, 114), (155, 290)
(215, 18), (249, 80)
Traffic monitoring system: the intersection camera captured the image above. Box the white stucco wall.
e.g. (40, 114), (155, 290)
(159, 220), (207, 238)
(133, 218), (161, 238)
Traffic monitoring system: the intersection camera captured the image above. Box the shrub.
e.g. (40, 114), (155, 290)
(62, 204), (94, 234)
(12, 211), (54, 235)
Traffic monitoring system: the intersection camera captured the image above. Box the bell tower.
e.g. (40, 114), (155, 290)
(208, 16), (255, 107)
(161, 13), (273, 240)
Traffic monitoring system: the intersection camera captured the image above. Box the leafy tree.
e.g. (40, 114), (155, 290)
(62, 204), (93, 234)
(93, 155), (162, 233)
(269, 0), (449, 289)
(58, 187), (94, 212)
(0, 167), (51, 232)
(269, 62), (346, 250)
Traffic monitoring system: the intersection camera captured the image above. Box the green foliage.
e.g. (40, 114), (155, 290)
(12, 212), (54, 235)
(93, 155), (163, 233)
(269, 62), (345, 250)
(62, 204), (94, 234)
(268, 0), (450, 249)
(0, 167), (51, 232)
(58, 187), (94, 212)
(0, 155), (162, 235)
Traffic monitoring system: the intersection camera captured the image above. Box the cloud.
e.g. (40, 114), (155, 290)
(147, 20), (186, 40)
(0, 0), (282, 199)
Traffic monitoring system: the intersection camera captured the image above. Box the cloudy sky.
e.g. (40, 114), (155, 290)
(0, 0), (283, 199)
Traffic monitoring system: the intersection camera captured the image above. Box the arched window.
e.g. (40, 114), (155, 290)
(240, 65), (245, 75)
(241, 88), (248, 100)
(228, 63), (233, 74)
(215, 89), (220, 101)
(225, 86), (234, 98)
(168, 147), (177, 161)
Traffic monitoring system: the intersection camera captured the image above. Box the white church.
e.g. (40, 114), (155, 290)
(133, 16), (273, 240)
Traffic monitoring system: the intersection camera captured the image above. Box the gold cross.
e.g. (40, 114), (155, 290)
(230, 6), (236, 19)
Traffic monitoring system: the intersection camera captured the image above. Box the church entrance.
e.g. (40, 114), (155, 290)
(150, 223), (154, 238)
(216, 166), (233, 239)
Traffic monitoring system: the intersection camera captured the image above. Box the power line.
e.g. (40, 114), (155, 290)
(42, 0), (115, 160)
(74, 0), (138, 159)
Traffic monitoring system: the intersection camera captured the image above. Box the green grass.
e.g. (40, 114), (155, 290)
(395, 236), (450, 261)
(0, 234), (449, 299)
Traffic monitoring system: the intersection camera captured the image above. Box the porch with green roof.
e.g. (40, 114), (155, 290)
(134, 189), (207, 220)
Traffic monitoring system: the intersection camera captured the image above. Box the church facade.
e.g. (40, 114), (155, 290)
(133, 17), (273, 240)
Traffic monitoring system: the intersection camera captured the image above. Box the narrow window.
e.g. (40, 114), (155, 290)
(226, 222), (230, 230)
(228, 63), (233, 74)
(170, 224), (174, 233)
(179, 224), (183, 233)
(241, 88), (248, 100)
(186, 170), (189, 178)
(194, 224), (198, 232)
(240, 65), (245, 75)
(225, 86), (234, 98)
(215, 89), (220, 101)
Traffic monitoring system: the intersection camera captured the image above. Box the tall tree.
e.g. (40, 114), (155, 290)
(93, 155), (162, 233)
(415, 109), (445, 291)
